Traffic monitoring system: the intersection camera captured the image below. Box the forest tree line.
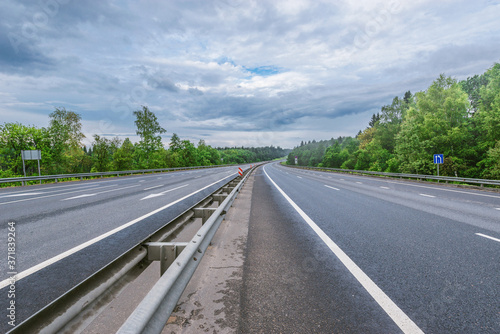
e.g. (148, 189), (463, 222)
(287, 63), (500, 179)
(0, 106), (288, 178)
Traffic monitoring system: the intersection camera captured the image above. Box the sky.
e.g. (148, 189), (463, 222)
(1, 0), (499, 149)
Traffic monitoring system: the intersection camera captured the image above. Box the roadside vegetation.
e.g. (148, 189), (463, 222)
(287, 63), (500, 179)
(0, 106), (288, 179)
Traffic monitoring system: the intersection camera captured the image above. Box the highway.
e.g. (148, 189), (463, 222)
(239, 163), (499, 333)
(0, 166), (243, 332)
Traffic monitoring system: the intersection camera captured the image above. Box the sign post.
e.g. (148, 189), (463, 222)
(295, 156), (298, 165)
(433, 154), (443, 176)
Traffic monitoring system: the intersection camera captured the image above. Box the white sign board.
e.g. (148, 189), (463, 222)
(21, 150), (41, 160)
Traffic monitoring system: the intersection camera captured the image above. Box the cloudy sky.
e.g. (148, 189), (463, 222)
(1, 0), (499, 148)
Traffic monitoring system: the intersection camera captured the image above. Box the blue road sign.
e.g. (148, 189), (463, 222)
(433, 154), (444, 164)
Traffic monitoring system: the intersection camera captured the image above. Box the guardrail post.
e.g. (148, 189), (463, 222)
(213, 194), (228, 203)
(145, 242), (188, 276)
(194, 208), (217, 225)
(222, 186), (235, 193)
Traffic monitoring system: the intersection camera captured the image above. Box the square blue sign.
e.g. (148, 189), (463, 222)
(433, 154), (444, 164)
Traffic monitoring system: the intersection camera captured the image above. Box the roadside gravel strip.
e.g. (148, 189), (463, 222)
(162, 171), (254, 333)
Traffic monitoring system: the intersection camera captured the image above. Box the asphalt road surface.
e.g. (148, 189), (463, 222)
(0, 166), (245, 332)
(239, 163), (499, 333)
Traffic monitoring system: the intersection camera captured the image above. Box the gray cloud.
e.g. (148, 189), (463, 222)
(1, 0), (499, 148)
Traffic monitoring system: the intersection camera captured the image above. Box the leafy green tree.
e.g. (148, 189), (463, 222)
(133, 106), (166, 167)
(91, 135), (112, 172)
(197, 140), (220, 165)
(460, 73), (489, 114)
(112, 138), (135, 171)
(48, 108), (85, 173)
(477, 63), (500, 147)
(169, 133), (182, 152)
(396, 75), (470, 174)
(0, 123), (51, 175)
(480, 140), (500, 179)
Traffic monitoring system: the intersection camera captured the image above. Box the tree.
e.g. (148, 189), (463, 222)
(477, 63), (500, 146)
(91, 135), (112, 172)
(48, 108), (85, 173)
(113, 138), (135, 171)
(0, 123), (51, 176)
(197, 140), (220, 165)
(49, 108), (85, 150)
(133, 106), (166, 165)
(395, 75), (470, 175)
(169, 133), (182, 152)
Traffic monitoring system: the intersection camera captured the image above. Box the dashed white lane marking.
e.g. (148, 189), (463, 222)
(496, 208), (500, 211)
(0, 192), (43, 198)
(325, 185), (340, 191)
(0, 184), (117, 206)
(62, 185), (140, 201)
(144, 185), (164, 191)
(279, 165), (500, 199)
(141, 184), (189, 200)
(297, 176), (302, 179)
(475, 233), (500, 243)
(380, 186), (390, 189)
(264, 166), (424, 334)
(419, 194), (436, 198)
(356, 182), (363, 184)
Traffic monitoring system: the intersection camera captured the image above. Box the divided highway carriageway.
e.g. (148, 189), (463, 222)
(1, 162), (499, 333)
(0, 166), (243, 333)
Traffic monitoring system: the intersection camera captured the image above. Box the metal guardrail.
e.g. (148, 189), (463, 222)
(0, 164), (233, 186)
(117, 165), (255, 334)
(283, 165), (500, 187)
(6, 164), (256, 334)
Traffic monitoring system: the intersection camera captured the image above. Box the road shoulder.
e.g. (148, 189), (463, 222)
(162, 171), (254, 333)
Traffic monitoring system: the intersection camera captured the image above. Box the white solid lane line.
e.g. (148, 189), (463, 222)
(475, 233), (500, 243)
(264, 166), (424, 334)
(0, 174), (234, 289)
(325, 185), (340, 191)
(419, 194), (436, 198)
